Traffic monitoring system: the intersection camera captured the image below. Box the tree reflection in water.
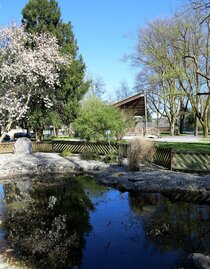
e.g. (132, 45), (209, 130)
(3, 177), (95, 269)
(129, 191), (210, 255)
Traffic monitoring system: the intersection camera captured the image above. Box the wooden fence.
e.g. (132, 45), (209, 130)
(0, 142), (14, 154)
(154, 147), (210, 173)
(0, 141), (129, 157)
(172, 150), (210, 172)
(0, 141), (209, 173)
(154, 148), (172, 170)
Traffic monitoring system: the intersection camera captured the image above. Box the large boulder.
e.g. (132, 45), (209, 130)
(13, 137), (32, 155)
(188, 253), (210, 269)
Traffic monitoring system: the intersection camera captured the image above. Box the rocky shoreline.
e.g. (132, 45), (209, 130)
(0, 152), (210, 195)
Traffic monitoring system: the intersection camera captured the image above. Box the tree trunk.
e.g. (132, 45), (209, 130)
(201, 118), (209, 138)
(55, 127), (59, 137)
(35, 129), (42, 142)
(194, 116), (199, 136)
(68, 128), (71, 137)
(179, 114), (185, 134)
(169, 121), (175, 136)
(0, 122), (12, 142)
(26, 127), (30, 135)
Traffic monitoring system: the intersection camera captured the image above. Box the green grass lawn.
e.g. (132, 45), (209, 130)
(156, 141), (210, 153)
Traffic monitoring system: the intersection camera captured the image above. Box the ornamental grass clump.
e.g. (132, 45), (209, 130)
(128, 138), (156, 171)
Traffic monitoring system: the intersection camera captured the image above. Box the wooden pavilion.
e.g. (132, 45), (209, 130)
(112, 92), (145, 117)
(112, 93), (147, 136)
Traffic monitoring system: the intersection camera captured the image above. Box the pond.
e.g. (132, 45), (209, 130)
(0, 176), (209, 269)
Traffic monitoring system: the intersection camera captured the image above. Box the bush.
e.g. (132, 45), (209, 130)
(103, 151), (117, 163)
(73, 96), (125, 141)
(59, 150), (73, 158)
(128, 138), (156, 171)
(80, 147), (100, 161)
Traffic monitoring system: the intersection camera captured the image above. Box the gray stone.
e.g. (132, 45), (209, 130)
(13, 137), (32, 155)
(188, 253), (210, 269)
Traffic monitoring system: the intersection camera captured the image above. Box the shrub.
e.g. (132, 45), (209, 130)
(103, 151), (117, 163)
(80, 147), (100, 161)
(128, 138), (156, 171)
(59, 150), (73, 158)
(73, 96), (125, 141)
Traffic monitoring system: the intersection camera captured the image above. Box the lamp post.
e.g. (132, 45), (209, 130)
(106, 129), (111, 152)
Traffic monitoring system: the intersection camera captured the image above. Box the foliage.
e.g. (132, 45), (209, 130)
(0, 25), (68, 141)
(73, 96), (126, 141)
(131, 1), (210, 137)
(80, 147), (100, 161)
(21, 0), (89, 135)
(3, 177), (94, 268)
(77, 175), (109, 197)
(129, 191), (210, 254)
(103, 151), (118, 163)
(59, 150), (73, 158)
(128, 138), (156, 171)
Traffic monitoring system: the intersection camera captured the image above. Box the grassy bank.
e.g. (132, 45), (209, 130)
(156, 141), (210, 153)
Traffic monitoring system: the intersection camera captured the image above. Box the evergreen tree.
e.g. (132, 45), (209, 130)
(21, 0), (89, 139)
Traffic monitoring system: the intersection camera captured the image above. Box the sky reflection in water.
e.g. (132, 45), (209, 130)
(1, 176), (210, 269)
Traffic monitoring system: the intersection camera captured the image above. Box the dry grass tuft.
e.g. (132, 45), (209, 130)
(128, 138), (156, 171)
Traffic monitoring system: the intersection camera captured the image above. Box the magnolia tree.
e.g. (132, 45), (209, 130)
(0, 25), (70, 141)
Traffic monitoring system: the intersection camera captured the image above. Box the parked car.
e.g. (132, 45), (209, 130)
(14, 132), (30, 140)
(2, 134), (10, 141)
(29, 132), (35, 139)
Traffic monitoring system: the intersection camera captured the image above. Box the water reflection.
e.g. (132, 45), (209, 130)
(1, 177), (210, 269)
(3, 177), (96, 269)
(129, 192), (210, 254)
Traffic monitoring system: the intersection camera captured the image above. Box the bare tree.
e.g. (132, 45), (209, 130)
(115, 80), (133, 101)
(87, 74), (106, 98)
(132, 19), (185, 135)
(174, 8), (210, 137)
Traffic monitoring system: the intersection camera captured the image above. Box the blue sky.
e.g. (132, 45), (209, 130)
(0, 0), (183, 98)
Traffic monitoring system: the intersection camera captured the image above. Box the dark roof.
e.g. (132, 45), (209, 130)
(112, 93), (144, 107)
(112, 93), (145, 116)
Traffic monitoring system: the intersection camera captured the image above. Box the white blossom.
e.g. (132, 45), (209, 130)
(0, 24), (71, 140)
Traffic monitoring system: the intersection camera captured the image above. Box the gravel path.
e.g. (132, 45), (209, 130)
(0, 152), (209, 194)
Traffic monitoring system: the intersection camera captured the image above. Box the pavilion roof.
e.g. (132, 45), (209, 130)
(112, 93), (145, 116)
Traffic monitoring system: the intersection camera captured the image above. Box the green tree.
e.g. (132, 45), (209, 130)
(21, 0), (89, 140)
(73, 96), (126, 141)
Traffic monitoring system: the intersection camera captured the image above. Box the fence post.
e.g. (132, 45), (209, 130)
(118, 144), (122, 165)
(52, 141), (54, 153)
(169, 148), (173, 170)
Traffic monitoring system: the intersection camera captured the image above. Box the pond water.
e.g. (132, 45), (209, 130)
(0, 176), (210, 269)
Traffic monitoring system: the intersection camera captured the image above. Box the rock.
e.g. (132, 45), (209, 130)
(13, 137), (32, 155)
(5, 248), (14, 253)
(188, 253), (210, 269)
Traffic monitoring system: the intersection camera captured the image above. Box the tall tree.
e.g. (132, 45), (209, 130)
(21, 0), (89, 139)
(174, 7), (210, 137)
(132, 19), (185, 136)
(131, 4), (210, 137)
